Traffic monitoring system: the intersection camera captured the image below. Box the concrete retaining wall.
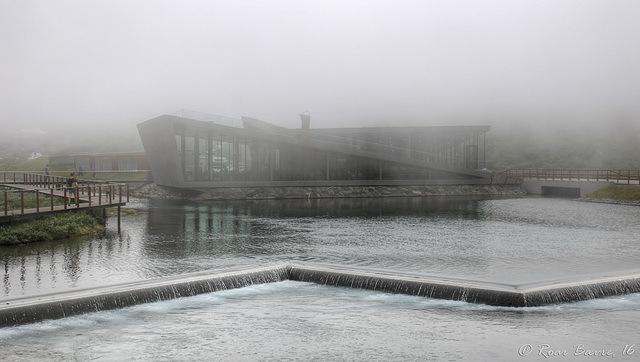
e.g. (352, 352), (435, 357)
(521, 179), (613, 197)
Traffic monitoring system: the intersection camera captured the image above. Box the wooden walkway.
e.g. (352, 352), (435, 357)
(1, 173), (129, 226)
(500, 169), (640, 184)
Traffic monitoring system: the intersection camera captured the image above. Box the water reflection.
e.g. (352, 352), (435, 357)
(139, 196), (494, 267)
(1, 196), (639, 300)
(1, 231), (135, 298)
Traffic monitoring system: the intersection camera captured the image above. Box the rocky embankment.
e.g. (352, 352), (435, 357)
(131, 183), (525, 201)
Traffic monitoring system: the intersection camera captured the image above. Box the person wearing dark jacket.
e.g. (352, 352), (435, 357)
(67, 172), (78, 206)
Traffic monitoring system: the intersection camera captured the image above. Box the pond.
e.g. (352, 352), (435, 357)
(1, 196), (639, 360)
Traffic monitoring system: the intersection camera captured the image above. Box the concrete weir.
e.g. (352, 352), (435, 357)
(0, 264), (290, 328)
(2, 263), (640, 327)
(288, 264), (640, 307)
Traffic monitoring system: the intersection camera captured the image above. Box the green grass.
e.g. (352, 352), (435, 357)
(0, 156), (50, 172)
(1, 187), (66, 211)
(0, 211), (105, 246)
(88, 172), (149, 182)
(586, 185), (640, 201)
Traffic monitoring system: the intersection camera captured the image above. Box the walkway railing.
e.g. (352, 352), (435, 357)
(1, 172), (129, 216)
(500, 169), (640, 184)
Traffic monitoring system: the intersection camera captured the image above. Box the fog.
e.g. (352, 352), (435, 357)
(1, 0), (639, 138)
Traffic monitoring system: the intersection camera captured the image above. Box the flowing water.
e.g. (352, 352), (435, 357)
(1, 196), (639, 360)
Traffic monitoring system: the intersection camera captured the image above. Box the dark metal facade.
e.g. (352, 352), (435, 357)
(137, 114), (491, 189)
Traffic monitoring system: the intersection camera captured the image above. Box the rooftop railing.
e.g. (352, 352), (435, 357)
(171, 109), (244, 128)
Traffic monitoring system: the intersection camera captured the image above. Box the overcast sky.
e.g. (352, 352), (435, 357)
(1, 0), (639, 132)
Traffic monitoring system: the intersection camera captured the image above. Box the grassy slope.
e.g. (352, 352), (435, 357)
(586, 185), (640, 201)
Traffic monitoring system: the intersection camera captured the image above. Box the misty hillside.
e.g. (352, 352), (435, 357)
(486, 120), (640, 170)
(0, 125), (143, 159)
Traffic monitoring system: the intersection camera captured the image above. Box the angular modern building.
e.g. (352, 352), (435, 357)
(137, 112), (492, 191)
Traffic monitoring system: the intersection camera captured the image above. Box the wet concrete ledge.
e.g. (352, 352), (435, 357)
(288, 264), (640, 308)
(1, 263), (640, 327)
(0, 264), (290, 328)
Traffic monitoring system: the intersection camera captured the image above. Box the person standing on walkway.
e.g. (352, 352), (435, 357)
(67, 172), (78, 207)
(104, 182), (111, 202)
(44, 165), (51, 185)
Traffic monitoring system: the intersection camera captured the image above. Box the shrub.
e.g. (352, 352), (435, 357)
(0, 211), (105, 245)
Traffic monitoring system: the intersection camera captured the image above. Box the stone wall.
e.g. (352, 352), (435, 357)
(132, 183), (524, 201)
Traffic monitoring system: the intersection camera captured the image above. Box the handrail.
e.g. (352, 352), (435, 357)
(500, 169), (640, 184)
(1, 172), (129, 216)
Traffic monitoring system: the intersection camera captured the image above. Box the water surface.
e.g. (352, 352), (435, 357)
(2, 196), (639, 299)
(1, 196), (639, 360)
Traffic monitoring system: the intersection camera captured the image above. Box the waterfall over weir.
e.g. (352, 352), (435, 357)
(0, 264), (290, 328)
(2, 262), (640, 327)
